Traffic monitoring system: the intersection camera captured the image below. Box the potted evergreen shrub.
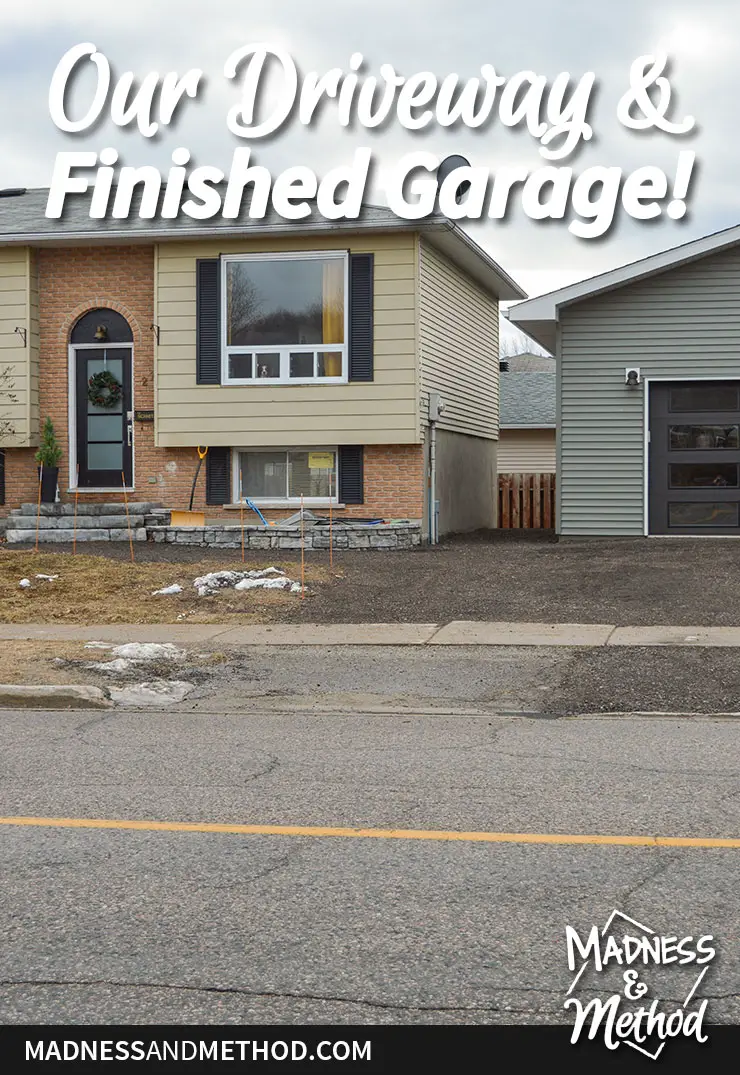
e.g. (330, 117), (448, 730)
(35, 417), (62, 503)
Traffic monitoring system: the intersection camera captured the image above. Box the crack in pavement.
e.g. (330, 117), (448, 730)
(243, 754), (279, 783)
(199, 852), (297, 891)
(72, 712), (118, 737)
(0, 978), (565, 1014)
(486, 747), (740, 780)
(618, 850), (680, 909)
(0, 978), (734, 1015)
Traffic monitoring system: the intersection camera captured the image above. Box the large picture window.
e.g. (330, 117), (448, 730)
(235, 449), (338, 505)
(223, 253), (347, 384)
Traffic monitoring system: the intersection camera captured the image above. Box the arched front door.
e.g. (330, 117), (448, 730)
(71, 309), (133, 489)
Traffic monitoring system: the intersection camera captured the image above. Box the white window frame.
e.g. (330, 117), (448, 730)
(221, 251), (349, 386)
(231, 447), (340, 507)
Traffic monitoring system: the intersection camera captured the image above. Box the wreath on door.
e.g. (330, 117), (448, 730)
(87, 370), (123, 409)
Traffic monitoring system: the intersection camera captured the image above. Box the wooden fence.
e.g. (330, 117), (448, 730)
(498, 472), (555, 529)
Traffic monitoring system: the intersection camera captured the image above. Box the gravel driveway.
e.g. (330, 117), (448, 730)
(15, 531), (740, 626)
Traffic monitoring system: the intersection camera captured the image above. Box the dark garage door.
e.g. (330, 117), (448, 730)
(649, 381), (740, 535)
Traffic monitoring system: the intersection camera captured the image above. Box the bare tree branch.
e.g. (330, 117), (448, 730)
(0, 365), (17, 445)
(499, 325), (551, 358)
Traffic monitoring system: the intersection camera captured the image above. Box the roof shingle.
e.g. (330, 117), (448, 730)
(500, 369), (555, 427)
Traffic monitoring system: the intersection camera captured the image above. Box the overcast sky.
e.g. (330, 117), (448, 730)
(0, 0), (736, 345)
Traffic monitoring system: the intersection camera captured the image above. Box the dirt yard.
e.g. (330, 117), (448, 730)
(4, 531), (740, 627)
(0, 548), (334, 624)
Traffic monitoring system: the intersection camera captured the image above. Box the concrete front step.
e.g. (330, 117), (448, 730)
(6, 527), (148, 543)
(12, 502), (163, 517)
(9, 515), (145, 530)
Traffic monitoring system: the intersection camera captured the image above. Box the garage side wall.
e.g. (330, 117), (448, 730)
(418, 238), (499, 533)
(559, 244), (740, 536)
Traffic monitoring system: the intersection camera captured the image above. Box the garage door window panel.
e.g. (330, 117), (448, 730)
(668, 502), (740, 527)
(669, 463), (739, 488)
(669, 425), (740, 450)
(670, 385), (740, 411)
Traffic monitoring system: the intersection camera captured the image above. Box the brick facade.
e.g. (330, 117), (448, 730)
(1, 245), (425, 524)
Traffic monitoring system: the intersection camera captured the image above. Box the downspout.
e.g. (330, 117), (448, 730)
(427, 392), (444, 544)
(429, 418), (437, 544)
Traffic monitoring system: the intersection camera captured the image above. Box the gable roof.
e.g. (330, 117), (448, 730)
(500, 369), (555, 428)
(507, 222), (740, 351)
(0, 188), (525, 301)
(503, 352), (555, 372)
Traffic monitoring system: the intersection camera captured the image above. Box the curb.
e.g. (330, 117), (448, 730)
(0, 685), (112, 709)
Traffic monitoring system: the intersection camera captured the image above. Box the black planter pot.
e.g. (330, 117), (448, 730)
(38, 466), (59, 504)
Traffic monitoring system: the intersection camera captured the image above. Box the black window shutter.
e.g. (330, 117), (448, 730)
(205, 447), (230, 505)
(339, 446), (364, 504)
(0, 450), (4, 506)
(348, 253), (374, 382)
(196, 258), (221, 385)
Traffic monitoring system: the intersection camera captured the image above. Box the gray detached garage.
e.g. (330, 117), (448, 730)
(508, 226), (740, 536)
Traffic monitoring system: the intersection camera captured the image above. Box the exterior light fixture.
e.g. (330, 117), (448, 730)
(94, 324), (109, 341)
(625, 367), (641, 387)
(436, 155), (472, 204)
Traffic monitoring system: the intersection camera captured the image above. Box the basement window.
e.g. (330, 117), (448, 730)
(234, 448), (338, 506)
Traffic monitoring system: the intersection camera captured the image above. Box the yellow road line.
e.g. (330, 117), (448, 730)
(0, 816), (737, 849)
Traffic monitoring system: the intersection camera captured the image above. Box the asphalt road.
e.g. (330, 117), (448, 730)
(191, 643), (740, 716)
(0, 698), (738, 1026)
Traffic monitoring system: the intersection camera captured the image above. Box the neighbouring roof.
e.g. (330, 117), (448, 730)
(499, 368), (555, 428)
(507, 221), (740, 351)
(502, 351), (555, 372)
(0, 187), (525, 301)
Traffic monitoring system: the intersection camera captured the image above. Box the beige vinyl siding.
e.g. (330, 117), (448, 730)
(155, 233), (419, 447)
(0, 247), (35, 447)
(559, 244), (740, 535)
(27, 250), (39, 437)
(498, 428), (556, 472)
(418, 238), (499, 438)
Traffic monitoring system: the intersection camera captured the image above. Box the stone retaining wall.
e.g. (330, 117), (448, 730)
(149, 523), (422, 550)
(3, 501), (423, 549)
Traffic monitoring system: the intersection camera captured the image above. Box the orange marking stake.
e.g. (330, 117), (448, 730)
(329, 471), (333, 570)
(35, 466), (43, 552)
(121, 472), (135, 563)
(300, 494), (305, 599)
(240, 468), (245, 562)
(72, 464), (79, 555)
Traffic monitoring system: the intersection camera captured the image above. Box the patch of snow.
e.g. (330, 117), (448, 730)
(18, 578), (31, 588)
(87, 642), (186, 675)
(35, 573), (59, 581)
(88, 657), (133, 674)
(192, 567), (286, 596)
(193, 570), (243, 596)
(84, 641), (112, 650)
(111, 642), (185, 662)
(234, 576), (293, 591)
(152, 584), (183, 596)
(290, 582), (303, 593)
(108, 679), (194, 707)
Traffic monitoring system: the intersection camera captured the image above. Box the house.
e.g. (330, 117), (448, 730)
(509, 223), (740, 536)
(498, 352), (556, 473)
(0, 189), (524, 542)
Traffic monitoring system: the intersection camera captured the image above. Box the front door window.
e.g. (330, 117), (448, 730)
(75, 347), (133, 488)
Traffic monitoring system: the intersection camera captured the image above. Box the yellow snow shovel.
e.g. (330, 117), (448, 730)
(170, 446), (208, 526)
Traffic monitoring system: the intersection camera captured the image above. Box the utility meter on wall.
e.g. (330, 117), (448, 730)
(429, 392), (446, 421)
